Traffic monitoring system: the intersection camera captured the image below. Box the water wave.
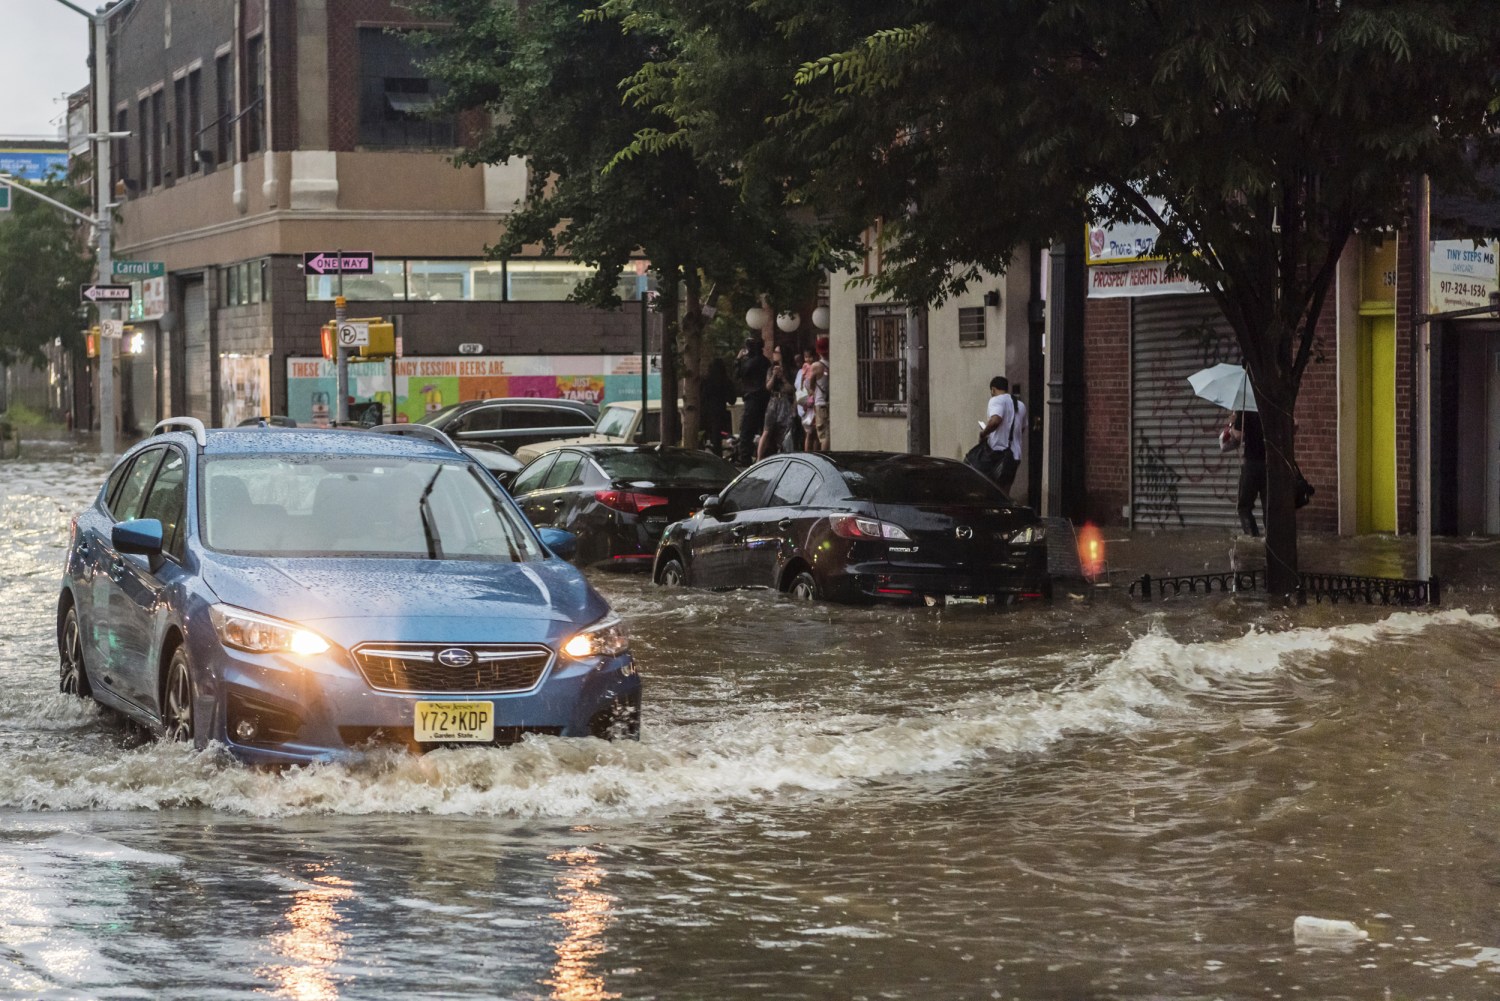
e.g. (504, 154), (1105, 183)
(1, 609), (1490, 819)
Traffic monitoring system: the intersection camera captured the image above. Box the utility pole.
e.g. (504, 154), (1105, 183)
(50, 0), (140, 457)
(335, 249), (349, 424)
(94, 6), (116, 456)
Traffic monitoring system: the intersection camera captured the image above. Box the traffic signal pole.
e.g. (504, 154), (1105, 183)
(335, 252), (348, 424)
(92, 11), (117, 455)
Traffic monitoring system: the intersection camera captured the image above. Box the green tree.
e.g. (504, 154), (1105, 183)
(622, 0), (1500, 591)
(414, 0), (831, 447)
(0, 177), (93, 367)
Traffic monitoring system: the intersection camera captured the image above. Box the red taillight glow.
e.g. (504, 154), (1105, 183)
(595, 490), (669, 514)
(829, 515), (911, 541)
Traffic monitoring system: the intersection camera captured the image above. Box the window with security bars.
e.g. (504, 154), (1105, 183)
(358, 29), (456, 149)
(958, 306), (986, 345)
(857, 304), (907, 416)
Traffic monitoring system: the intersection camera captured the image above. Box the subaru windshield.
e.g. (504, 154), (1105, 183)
(200, 455), (544, 560)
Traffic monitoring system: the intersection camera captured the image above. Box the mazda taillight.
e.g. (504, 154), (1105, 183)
(828, 515), (911, 540)
(595, 490), (669, 514)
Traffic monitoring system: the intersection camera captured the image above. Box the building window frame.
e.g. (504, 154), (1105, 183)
(958, 306), (986, 347)
(856, 303), (908, 417)
(215, 52), (234, 166)
(356, 27), (456, 150)
(244, 34), (266, 155)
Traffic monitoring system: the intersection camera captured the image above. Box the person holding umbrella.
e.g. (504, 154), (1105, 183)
(1225, 408), (1265, 536)
(1189, 363), (1263, 536)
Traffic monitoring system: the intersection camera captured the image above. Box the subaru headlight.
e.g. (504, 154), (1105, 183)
(210, 604), (330, 656)
(1007, 524), (1047, 545)
(561, 614), (630, 660)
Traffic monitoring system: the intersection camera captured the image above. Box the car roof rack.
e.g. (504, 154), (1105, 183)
(152, 417), (207, 447)
(366, 423), (462, 453)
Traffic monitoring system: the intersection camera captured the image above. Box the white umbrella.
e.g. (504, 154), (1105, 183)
(1187, 363), (1257, 412)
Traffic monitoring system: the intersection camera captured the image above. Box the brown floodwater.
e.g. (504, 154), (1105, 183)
(2, 452), (1498, 1000)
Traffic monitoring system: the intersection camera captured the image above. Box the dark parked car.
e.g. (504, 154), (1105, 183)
(653, 452), (1050, 605)
(511, 445), (738, 570)
(418, 398), (600, 452)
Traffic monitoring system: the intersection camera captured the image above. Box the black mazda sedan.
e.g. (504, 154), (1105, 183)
(511, 445), (738, 570)
(652, 452), (1051, 605)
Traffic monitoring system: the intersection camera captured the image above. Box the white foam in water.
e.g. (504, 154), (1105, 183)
(35, 833), (182, 866)
(0, 609), (1493, 818)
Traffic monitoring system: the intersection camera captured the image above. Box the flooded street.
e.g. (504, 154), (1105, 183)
(4, 453), (1500, 1000)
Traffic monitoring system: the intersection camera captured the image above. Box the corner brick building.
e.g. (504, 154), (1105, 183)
(99, 0), (649, 431)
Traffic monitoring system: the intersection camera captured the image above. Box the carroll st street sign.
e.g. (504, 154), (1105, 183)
(112, 260), (166, 280)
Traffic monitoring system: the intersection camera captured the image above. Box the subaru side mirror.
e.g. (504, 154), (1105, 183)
(113, 518), (165, 570)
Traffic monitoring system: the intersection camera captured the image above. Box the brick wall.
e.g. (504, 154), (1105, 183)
(1082, 294), (1343, 532)
(1292, 309), (1338, 532)
(327, 0), (433, 153)
(268, 0), (299, 152)
(1081, 298), (1131, 523)
(1394, 228), (1416, 532)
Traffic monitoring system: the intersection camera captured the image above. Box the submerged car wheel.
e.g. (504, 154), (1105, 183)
(658, 557), (686, 587)
(162, 647), (196, 743)
(788, 571), (820, 601)
(59, 606), (91, 697)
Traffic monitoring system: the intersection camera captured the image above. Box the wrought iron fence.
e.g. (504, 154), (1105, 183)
(1130, 569), (1440, 606)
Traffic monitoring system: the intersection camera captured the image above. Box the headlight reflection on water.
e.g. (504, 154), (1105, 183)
(256, 869), (355, 1001)
(544, 847), (619, 1001)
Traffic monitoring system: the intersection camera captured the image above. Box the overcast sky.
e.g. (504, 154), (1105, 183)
(2, 3), (92, 139)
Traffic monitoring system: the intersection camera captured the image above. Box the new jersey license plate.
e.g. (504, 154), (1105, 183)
(414, 701), (495, 743)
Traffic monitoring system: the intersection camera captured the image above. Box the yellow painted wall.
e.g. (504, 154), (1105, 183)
(1356, 314), (1397, 533)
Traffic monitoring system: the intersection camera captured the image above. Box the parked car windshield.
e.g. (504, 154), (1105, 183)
(201, 455), (544, 560)
(418, 403), (469, 427)
(594, 405), (637, 438)
(595, 449), (736, 483)
(840, 458), (1008, 506)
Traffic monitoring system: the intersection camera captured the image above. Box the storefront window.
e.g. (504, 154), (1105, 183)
(303, 259), (648, 302)
(305, 259), (408, 301)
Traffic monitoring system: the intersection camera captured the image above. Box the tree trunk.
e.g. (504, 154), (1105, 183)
(1253, 377), (1301, 597)
(653, 273), (680, 446)
(679, 274), (705, 449)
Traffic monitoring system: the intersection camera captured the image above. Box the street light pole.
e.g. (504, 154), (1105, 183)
(92, 10), (119, 457)
(50, 0), (139, 457)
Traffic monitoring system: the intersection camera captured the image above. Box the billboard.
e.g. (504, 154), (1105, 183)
(0, 149), (70, 182)
(285, 354), (662, 427)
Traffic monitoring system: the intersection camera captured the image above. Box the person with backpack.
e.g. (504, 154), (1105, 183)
(976, 376), (1019, 493)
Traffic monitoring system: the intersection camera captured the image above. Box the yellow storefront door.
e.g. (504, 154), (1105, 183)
(1356, 315), (1397, 533)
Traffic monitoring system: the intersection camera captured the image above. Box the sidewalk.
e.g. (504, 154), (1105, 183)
(1094, 526), (1500, 594)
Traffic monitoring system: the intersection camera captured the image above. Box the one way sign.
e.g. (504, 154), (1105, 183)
(80, 283), (133, 303)
(303, 252), (375, 275)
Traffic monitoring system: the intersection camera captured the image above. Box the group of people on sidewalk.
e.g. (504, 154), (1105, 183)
(724, 335), (830, 465)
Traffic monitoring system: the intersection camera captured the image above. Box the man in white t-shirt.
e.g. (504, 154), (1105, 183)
(999, 386), (1028, 493)
(979, 376), (1019, 491)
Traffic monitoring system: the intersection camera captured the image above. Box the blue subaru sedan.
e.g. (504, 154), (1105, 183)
(57, 418), (640, 766)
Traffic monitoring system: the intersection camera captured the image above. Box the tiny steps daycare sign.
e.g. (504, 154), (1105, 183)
(1429, 240), (1500, 315)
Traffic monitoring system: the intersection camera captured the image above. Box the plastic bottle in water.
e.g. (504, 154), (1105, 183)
(1293, 915), (1369, 944)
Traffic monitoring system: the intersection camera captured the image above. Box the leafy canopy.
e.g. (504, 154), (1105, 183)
(0, 178), (93, 367)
